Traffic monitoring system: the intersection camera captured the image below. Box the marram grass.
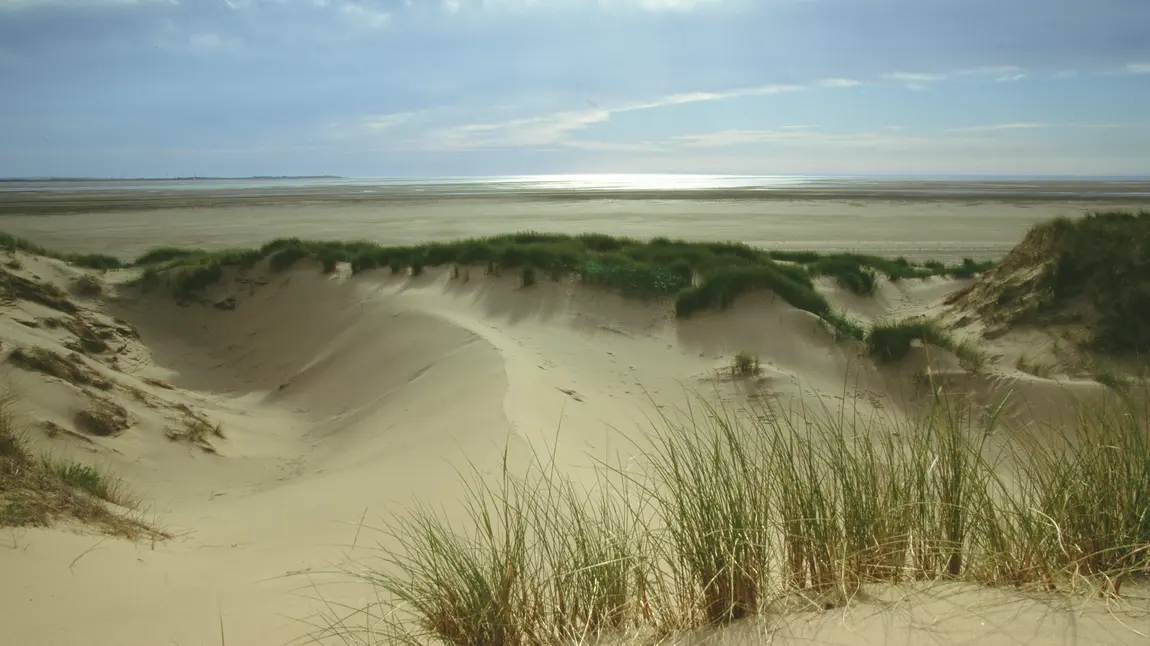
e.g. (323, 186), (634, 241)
(314, 387), (1150, 645)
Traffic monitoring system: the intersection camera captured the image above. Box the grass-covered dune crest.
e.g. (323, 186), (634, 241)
(951, 211), (1150, 353)
(108, 231), (992, 344)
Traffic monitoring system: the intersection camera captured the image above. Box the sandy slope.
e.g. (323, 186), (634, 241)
(1, 250), (1147, 646)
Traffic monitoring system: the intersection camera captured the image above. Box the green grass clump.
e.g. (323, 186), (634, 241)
(731, 351), (759, 377)
(72, 274), (103, 297)
(0, 232), (123, 269)
(866, 319), (955, 362)
(0, 392), (159, 539)
(675, 264), (825, 318)
(960, 212), (1150, 353)
(38, 455), (139, 509)
(326, 389), (1150, 644)
(1046, 212), (1150, 352)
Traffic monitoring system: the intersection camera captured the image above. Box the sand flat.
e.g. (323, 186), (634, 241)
(2, 198), (1147, 262)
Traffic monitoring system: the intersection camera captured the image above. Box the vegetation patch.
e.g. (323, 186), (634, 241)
(866, 319), (956, 363)
(951, 211), (1150, 354)
(1016, 354), (1056, 379)
(8, 346), (113, 390)
(74, 398), (130, 437)
(164, 408), (224, 451)
(0, 232), (123, 269)
(72, 274), (104, 297)
(63, 316), (116, 354)
(731, 350), (760, 377)
(0, 267), (78, 313)
(0, 393), (160, 539)
(321, 392), (1150, 644)
(113, 233), (987, 337)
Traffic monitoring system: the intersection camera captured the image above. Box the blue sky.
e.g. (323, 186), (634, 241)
(1, 0), (1148, 177)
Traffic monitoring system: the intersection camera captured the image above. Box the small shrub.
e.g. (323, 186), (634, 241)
(67, 253), (123, 270)
(134, 247), (203, 265)
(1093, 366), (1132, 392)
(867, 319), (953, 363)
(953, 340), (989, 371)
(676, 265), (826, 319)
(1016, 354), (1055, 378)
(834, 265), (878, 296)
(731, 351), (759, 377)
(948, 257), (994, 279)
(317, 250), (344, 274)
(411, 259), (424, 276)
(172, 261), (224, 295)
(75, 399), (130, 437)
(72, 275), (103, 297)
(269, 246), (309, 272)
(826, 311), (867, 341)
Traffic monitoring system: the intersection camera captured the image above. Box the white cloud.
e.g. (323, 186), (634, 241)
(188, 32), (241, 53)
(881, 72), (948, 89)
(338, 1), (390, 27)
(818, 78), (864, 88)
(0, 0), (175, 9)
(882, 72), (947, 83)
(669, 128), (979, 150)
(564, 139), (664, 152)
(955, 66), (1027, 82)
(947, 123), (1046, 133)
(361, 112), (420, 132)
(421, 82), (804, 150)
(1127, 63), (1150, 74)
(438, 0), (730, 13)
(635, 0), (723, 10)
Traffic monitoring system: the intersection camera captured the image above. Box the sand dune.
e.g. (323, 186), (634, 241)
(1, 224), (1148, 646)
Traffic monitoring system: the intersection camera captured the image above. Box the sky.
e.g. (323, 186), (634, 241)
(1, 0), (1149, 178)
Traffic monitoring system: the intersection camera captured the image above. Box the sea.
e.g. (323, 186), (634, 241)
(3, 174), (1150, 200)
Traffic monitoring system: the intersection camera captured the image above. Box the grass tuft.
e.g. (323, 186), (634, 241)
(8, 346), (113, 390)
(866, 319), (954, 363)
(0, 392), (161, 539)
(72, 274), (103, 297)
(328, 389), (1150, 644)
(731, 351), (759, 377)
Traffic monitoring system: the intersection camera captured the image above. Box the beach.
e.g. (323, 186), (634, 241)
(1, 182), (1149, 646)
(2, 179), (1149, 262)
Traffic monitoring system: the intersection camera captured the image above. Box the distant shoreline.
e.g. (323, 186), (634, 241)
(0, 175), (344, 183)
(2, 185), (1149, 216)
